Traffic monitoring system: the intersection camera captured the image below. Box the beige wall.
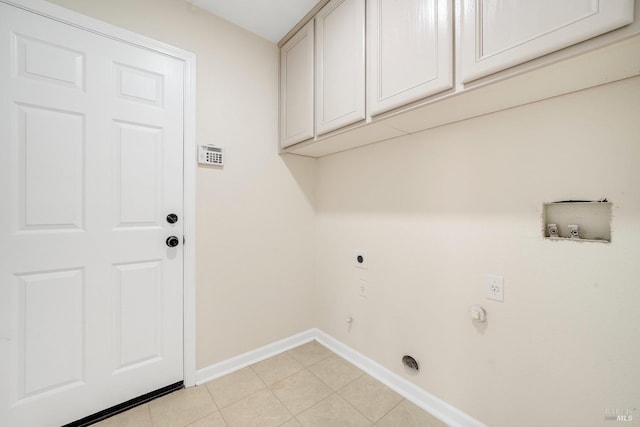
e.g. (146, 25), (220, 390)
(315, 76), (640, 426)
(45, 0), (317, 368)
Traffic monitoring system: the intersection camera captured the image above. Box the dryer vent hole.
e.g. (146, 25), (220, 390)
(402, 355), (419, 372)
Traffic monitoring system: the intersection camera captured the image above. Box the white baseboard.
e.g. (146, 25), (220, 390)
(195, 329), (316, 385)
(196, 328), (485, 427)
(313, 330), (486, 427)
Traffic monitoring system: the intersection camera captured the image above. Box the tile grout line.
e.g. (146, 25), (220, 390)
(151, 342), (427, 427)
(265, 342), (343, 423)
(201, 366), (269, 427)
(329, 369), (404, 425)
(251, 353), (306, 388)
(285, 344), (335, 370)
(284, 344), (375, 425)
(270, 367), (323, 419)
(217, 405), (231, 427)
(376, 397), (407, 425)
(293, 391), (339, 424)
(198, 378), (231, 427)
(217, 385), (292, 427)
(200, 380), (221, 412)
(273, 360), (375, 427)
(320, 390), (375, 426)
(338, 390), (378, 425)
(247, 349), (334, 425)
(141, 404), (153, 427)
(264, 367), (299, 426)
(279, 344), (358, 420)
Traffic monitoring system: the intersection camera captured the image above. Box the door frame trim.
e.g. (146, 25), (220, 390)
(2, 0), (198, 387)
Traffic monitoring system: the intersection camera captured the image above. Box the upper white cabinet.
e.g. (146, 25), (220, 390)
(460, 0), (635, 83)
(367, 0), (453, 116)
(280, 20), (315, 148)
(315, 0), (366, 135)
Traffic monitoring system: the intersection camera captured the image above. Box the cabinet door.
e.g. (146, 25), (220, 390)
(368, 0), (453, 116)
(316, 0), (366, 135)
(280, 20), (314, 148)
(460, 0), (635, 83)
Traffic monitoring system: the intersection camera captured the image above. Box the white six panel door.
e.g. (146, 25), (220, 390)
(0, 3), (184, 426)
(460, 0), (635, 83)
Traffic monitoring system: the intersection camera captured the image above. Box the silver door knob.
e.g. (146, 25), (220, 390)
(166, 236), (180, 247)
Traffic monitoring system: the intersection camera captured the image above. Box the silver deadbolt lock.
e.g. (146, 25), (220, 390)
(167, 213), (178, 224)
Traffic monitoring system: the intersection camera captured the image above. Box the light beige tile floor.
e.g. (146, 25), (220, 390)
(94, 341), (449, 427)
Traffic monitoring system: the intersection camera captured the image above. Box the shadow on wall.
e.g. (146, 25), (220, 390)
(280, 153), (317, 210)
(313, 77), (640, 218)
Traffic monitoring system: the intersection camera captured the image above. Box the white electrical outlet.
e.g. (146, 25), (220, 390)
(487, 275), (504, 302)
(359, 279), (368, 297)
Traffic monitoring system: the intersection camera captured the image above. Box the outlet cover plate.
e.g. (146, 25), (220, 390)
(487, 275), (504, 302)
(359, 279), (367, 297)
(354, 250), (368, 269)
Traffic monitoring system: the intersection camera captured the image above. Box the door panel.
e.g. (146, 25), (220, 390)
(280, 20), (314, 148)
(115, 63), (164, 106)
(18, 268), (85, 398)
(368, 0), (453, 115)
(315, 0), (365, 135)
(113, 261), (162, 371)
(15, 34), (85, 89)
(0, 3), (184, 426)
(17, 104), (85, 230)
(113, 122), (163, 227)
(460, 0), (635, 82)
(481, 0), (594, 57)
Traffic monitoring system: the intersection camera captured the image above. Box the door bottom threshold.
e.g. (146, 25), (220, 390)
(62, 381), (184, 427)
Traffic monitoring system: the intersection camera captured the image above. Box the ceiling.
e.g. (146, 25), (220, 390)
(187, 0), (319, 43)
